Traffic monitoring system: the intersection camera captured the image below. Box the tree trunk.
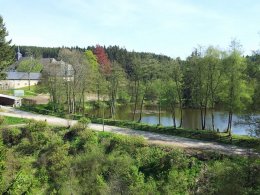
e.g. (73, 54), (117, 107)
(228, 111), (233, 136)
(133, 81), (139, 121)
(203, 104), (207, 130)
(158, 96), (161, 126)
(66, 81), (70, 114)
(179, 103), (183, 128)
(211, 109), (215, 131)
(82, 89), (85, 115)
(138, 93), (145, 123)
(172, 105), (176, 128)
(175, 80), (183, 128)
(200, 106), (204, 130)
(97, 83), (100, 103)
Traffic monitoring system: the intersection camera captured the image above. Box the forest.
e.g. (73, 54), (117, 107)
(16, 41), (260, 136)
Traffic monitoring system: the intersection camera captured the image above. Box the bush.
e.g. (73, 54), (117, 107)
(2, 127), (22, 146)
(78, 117), (91, 128)
(26, 120), (49, 133)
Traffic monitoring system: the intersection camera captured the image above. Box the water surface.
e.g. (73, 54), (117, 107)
(89, 105), (258, 136)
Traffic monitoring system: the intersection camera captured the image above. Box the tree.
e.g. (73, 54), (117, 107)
(42, 60), (66, 112)
(167, 60), (184, 127)
(16, 59), (43, 73)
(85, 50), (106, 103)
(162, 80), (179, 128)
(107, 61), (127, 119)
(221, 40), (253, 135)
(16, 56), (43, 90)
(246, 51), (260, 110)
(0, 16), (14, 78)
(203, 46), (225, 131)
(186, 47), (210, 130)
(94, 45), (111, 76)
(135, 56), (159, 122)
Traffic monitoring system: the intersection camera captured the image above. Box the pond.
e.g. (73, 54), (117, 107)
(89, 104), (258, 136)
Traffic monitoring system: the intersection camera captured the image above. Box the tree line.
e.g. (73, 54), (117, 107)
(33, 41), (259, 136)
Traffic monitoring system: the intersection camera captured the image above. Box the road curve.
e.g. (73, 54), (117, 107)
(0, 106), (258, 156)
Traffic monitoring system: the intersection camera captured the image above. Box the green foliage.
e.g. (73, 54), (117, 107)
(78, 117), (91, 128)
(0, 16), (14, 74)
(196, 158), (260, 194)
(16, 58), (43, 72)
(0, 139), (6, 189)
(2, 127), (22, 146)
(0, 121), (259, 193)
(85, 49), (99, 71)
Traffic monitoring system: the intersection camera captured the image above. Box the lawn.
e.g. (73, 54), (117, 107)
(1, 116), (29, 125)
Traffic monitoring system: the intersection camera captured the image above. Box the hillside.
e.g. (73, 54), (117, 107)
(0, 120), (259, 194)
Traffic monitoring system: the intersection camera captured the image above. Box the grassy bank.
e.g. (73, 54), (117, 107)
(0, 116), (29, 125)
(19, 104), (260, 152)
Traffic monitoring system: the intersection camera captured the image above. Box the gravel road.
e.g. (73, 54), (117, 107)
(0, 106), (258, 156)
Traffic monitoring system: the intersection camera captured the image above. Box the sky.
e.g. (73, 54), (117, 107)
(0, 0), (260, 59)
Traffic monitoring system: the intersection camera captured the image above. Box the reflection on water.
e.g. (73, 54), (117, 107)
(89, 105), (257, 136)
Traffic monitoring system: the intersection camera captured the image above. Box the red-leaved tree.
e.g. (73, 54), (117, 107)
(94, 45), (111, 76)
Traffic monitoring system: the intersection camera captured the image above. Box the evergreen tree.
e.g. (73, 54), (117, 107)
(0, 16), (14, 78)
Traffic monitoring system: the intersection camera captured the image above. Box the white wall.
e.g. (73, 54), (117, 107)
(0, 80), (39, 89)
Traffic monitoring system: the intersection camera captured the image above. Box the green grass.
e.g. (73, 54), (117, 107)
(15, 85), (38, 97)
(0, 85), (38, 97)
(1, 116), (29, 125)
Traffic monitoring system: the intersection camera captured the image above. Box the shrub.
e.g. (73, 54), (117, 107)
(78, 117), (91, 128)
(2, 127), (22, 146)
(26, 120), (49, 133)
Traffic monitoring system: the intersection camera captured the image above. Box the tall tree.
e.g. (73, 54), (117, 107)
(85, 50), (106, 103)
(137, 56), (159, 123)
(0, 16), (14, 78)
(221, 40), (253, 135)
(187, 48), (210, 130)
(203, 46), (225, 131)
(94, 45), (111, 76)
(246, 51), (260, 110)
(167, 60), (184, 127)
(107, 61), (126, 119)
(163, 59), (184, 127)
(162, 80), (179, 128)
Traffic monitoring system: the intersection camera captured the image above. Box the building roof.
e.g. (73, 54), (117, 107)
(6, 72), (41, 80)
(0, 94), (22, 100)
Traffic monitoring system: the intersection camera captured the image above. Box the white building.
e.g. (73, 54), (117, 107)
(0, 72), (41, 89)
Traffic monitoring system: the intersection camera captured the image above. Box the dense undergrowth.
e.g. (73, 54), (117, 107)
(0, 120), (259, 194)
(20, 104), (260, 152)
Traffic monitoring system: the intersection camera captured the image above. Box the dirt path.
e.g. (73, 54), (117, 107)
(0, 106), (258, 156)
